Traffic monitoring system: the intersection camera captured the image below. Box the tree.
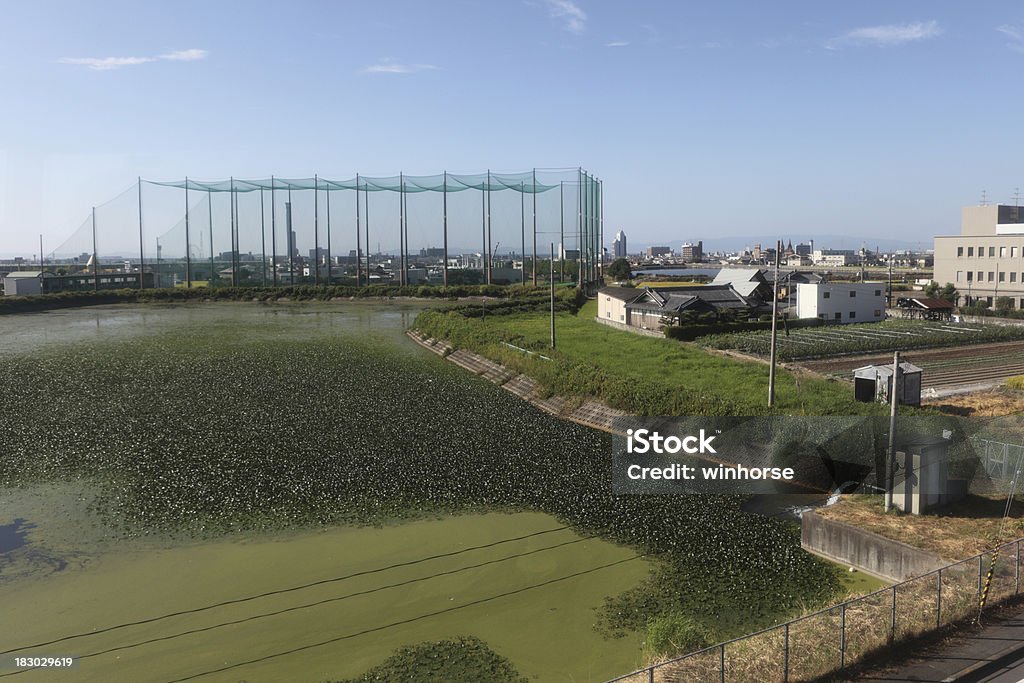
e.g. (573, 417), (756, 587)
(996, 296), (1014, 313)
(938, 283), (958, 303)
(923, 281), (940, 298)
(607, 258), (632, 282)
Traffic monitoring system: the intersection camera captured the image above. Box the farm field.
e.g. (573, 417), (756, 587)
(0, 302), (842, 681)
(698, 319), (1024, 362)
(799, 340), (1024, 394)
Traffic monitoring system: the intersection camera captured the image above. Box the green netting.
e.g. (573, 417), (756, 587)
(48, 168), (603, 289)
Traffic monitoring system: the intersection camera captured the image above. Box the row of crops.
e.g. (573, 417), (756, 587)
(697, 320), (1024, 361)
(0, 307), (837, 641)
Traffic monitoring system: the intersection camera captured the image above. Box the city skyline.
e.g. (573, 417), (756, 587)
(3, 1), (1024, 255)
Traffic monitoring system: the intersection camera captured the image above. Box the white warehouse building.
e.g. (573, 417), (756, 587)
(795, 282), (886, 323)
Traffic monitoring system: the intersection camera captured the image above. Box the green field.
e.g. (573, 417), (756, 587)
(415, 299), (878, 416)
(0, 511), (649, 682)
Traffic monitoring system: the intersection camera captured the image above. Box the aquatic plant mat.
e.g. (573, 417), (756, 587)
(0, 303), (839, 680)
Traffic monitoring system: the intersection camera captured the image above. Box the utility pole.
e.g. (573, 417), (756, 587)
(884, 350), (901, 512)
(768, 239), (781, 407)
(550, 242), (556, 349)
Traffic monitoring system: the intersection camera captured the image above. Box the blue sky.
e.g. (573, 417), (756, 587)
(2, 0), (1024, 256)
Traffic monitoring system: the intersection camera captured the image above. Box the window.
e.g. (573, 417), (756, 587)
(990, 246), (996, 257)
(823, 291), (830, 299)
(968, 247), (974, 256)
(978, 271), (984, 281)
(874, 289), (882, 296)
(958, 246), (964, 257)
(874, 310), (881, 317)
(957, 271), (963, 282)
(979, 246), (985, 256)
(818, 313), (825, 319)
(1013, 247), (1019, 258)
(1012, 272), (1018, 283)
(1000, 271), (1006, 282)
(1001, 246), (1008, 257)
(849, 290), (857, 297)
(834, 312), (842, 320)
(989, 272), (995, 282)
(849, 311), (856, 319)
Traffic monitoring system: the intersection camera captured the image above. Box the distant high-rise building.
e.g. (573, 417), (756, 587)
(680, 240), (703, 262)
(612, 230), (627, 258)
(646, 246), (672, 258)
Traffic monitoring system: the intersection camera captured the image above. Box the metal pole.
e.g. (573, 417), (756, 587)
(397, 175), (403, 286)
(229, 183), (236, 286)
(550, 242), (556, 349)
(719, 643), (725, 683)
(884, 350), (901, 511)
(559, 181), (565, 282)
(532, 168), (537, 286)
(38, 234), (43, 274)
(92, 206), (99, 292)
(487, 169), (492, 285)
(287, 185), (294, 285)
(768, 239), (781, 407)
(577, 169), (582, 288)
(937, 568), (943, 626)
(647, 666), (654, 683)
(890, 585), (897, 642)
(599, 178), (604, 281)
(840, 603), (846, 668)
(271, 176), (278, 287)
(137, 177), (145, 289)
(481, 176), (487, 284)
(443, 171), (448, 287)
(783, 622), (790, 682)
(208, 189), (215, 285)
(520, 181), (526, 284)
(356, 174), (362, 286)
(184, 178), (192, 289)
(364, 183), (370, 285)
(326, 183), (332, 285)
(978, 555), (984, 598)
(1016, 540), (1021, 594)
(260, 188), (267, 286)
(314, 174), (320, 286)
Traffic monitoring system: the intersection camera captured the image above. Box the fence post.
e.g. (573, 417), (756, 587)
(937, 569), (942, 627)
(720, 643), (725, 683)
(840, 603), (846, 669)
(783, 623), (789, 683)
(978, 555), (984, 599)
(1017, 540), (1021, 595)
(648, 665), (654, 683)
(890, 586), (897, 642)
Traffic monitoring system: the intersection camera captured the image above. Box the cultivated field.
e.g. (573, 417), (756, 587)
(699, 320), (1024, 363)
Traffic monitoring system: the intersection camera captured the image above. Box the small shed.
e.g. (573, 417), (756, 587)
(896, 297), (956, 321)
(853, 362), (923, 406)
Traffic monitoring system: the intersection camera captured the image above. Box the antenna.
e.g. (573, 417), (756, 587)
(1014, 188), (1021, 207)
(981, 189), (988, 206)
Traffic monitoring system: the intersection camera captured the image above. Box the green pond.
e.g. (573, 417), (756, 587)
(0, 302), (839, 682)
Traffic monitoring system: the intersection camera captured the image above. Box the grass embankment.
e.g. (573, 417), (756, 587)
(819, 494), (1024, 560)
(414, 298), (881, 416)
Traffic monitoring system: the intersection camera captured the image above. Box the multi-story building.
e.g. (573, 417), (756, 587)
(812, 249), (856, 267)
(795, 282), (886, 323)
(934, 205), (1024, 308)
(679, 240), (703, 262)
(646, 246), (672, 258)
(612, 230), (627, 258)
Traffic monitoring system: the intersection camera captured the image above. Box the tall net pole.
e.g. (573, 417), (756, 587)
(480, 177), (487, 283)
(208, 189), (215, 285)
(287, 184), (294, 285)
(92, 206), (99, 292)
(355, 173), (362, 286)
(520, 181), (526, 285)
(184, 177), (192, 289)
(559, 181), (564, 283)
(137, 177), (145, 289)
(326, 184), (332, 285)
(260, 188), (267, 286)
(443, 171), (449, 287)
(364, 183), (370, 284)
(486, 169), (492, 285)
(532, 168), (537, 286)
(271, 176), (278, 287)
(314, 174), (320, 286)
(398, 172), (405, 286)
(577, 169), (582, 289)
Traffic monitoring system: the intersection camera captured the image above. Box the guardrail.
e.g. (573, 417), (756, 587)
(607, 537), (1024, 683)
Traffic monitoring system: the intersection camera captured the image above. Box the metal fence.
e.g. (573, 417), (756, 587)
(607, 537), (1024, 683)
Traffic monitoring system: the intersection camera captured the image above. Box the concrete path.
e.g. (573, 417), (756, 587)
(858, 608), (1024, 682)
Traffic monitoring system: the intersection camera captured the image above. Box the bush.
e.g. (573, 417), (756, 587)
(1007, 376), (1024, 391)
(645, 612), (714, 658)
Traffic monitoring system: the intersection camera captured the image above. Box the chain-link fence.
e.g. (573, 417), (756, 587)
(608, 538), (1024, 683)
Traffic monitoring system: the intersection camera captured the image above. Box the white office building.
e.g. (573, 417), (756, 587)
(795, 282), (886, 323)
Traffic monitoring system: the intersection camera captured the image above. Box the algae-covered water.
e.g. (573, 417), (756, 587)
(0, 303), (650, 682)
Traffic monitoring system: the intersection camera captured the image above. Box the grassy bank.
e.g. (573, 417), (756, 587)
(413, 299), (882, 416)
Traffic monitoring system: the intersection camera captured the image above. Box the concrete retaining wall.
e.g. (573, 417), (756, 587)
(802, 511), (946, 581)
